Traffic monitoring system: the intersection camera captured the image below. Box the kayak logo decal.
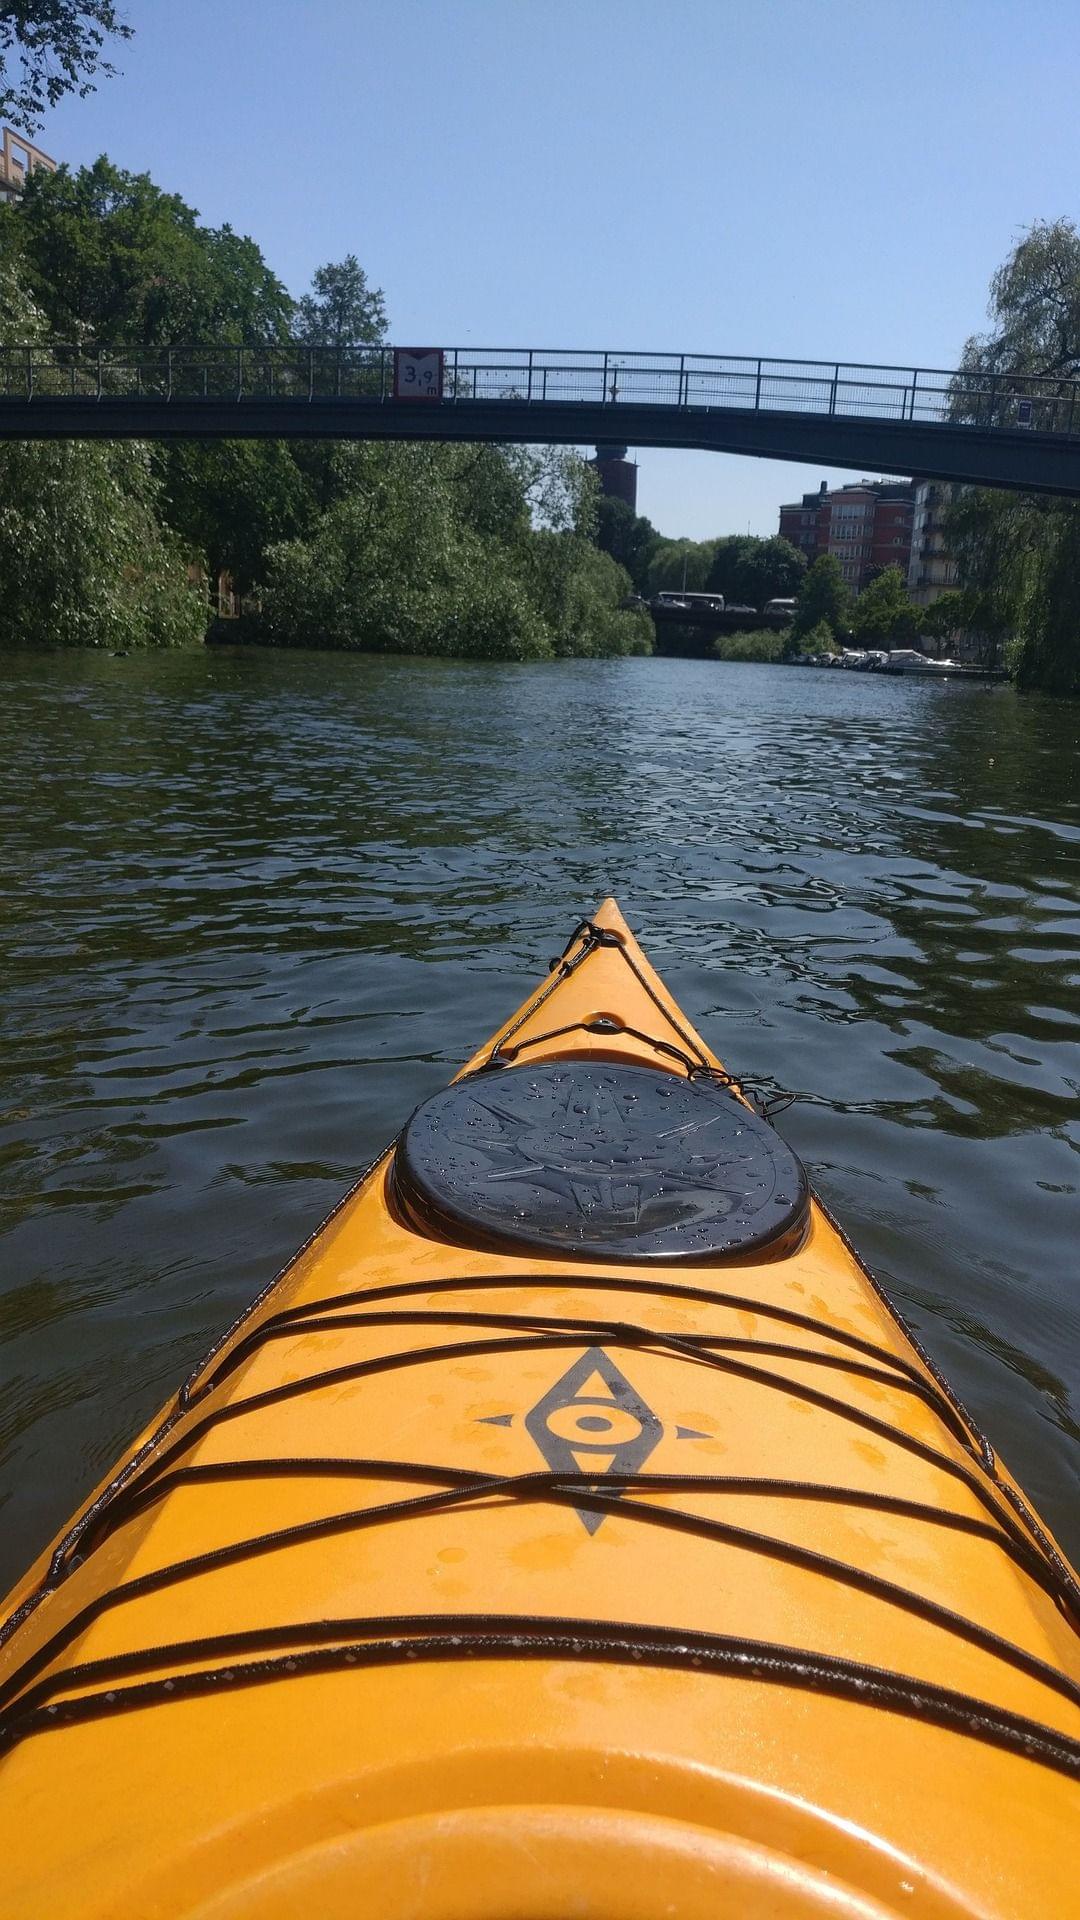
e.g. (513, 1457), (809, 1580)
(523, 1347), (662, 1534)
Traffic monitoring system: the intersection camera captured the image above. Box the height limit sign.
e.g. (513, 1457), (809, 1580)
(393, 348), (444, 400)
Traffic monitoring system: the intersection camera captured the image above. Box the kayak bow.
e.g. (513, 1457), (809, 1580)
(1, 899), (1077, 1918)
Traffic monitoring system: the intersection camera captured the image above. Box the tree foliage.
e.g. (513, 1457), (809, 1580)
(642, 531), (806, 609)
(0, 439), (204, 648)
(958, 220), (1080, 386)
(1016, 502), (1080, 693)
(0, 248), (204, 649)
(792, 553), (851, 638)
(526, 533), (651, 657)
(257, 441), (650, 661)
(0, 151), (654, 661)
(646, 537), (714, 597)
(4, 157), (293, 344)
(160, 439), (315, 592)
(593, 494), (658, 592)
(0, 1), (129, 133)
(849, 567), (920, 647)
(706, 533), (806, 607)
(256, 444), (538, 659)
(711, 627), (788, 663)
(919, 588), (973, 641)
(948, 219), (1080, 693)
(294, 254), (386, 349)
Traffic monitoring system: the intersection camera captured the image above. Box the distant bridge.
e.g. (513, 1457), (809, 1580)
(2, 344), (1079, 493)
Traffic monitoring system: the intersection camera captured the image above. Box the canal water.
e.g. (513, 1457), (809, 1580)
(0, 647), (1077, 1587)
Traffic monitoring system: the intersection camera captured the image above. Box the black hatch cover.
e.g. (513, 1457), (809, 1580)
(392, 1059), (809, 1262)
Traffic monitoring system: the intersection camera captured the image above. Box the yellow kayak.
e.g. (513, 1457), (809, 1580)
(1, 899), (1077, 1918)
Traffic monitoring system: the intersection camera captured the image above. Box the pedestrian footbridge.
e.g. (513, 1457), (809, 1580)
(1, 344), (1078, 493)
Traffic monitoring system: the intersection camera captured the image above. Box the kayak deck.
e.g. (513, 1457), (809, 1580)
(0, 899), (1077, 1918)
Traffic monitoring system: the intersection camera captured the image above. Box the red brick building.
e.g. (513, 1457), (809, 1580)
(871, 489), (915, 578)
(779, 479), (914, 593)
(589, 443), (638, 511)
(778, 483), (826, 564)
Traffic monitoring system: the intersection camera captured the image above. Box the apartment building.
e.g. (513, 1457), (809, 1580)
(777, 482), (827, 564)
(907, 481), (959, 607)
(0, 128), (57, 203)
(779, 479), (914, 592)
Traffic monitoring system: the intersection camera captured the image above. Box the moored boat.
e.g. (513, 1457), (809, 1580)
(1, 899), (1077, 1917)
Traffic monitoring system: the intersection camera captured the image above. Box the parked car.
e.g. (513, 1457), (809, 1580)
(763, 597), (797, 618)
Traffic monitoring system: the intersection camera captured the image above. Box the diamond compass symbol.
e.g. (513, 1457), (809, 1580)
(524, 1347), (662, 1534)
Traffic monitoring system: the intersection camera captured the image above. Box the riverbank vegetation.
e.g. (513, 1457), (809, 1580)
(256, 442), (651, 660)
(946, 221), (1080, 696)
(710, 628), (788, 662)
(0, 157), (648, 659)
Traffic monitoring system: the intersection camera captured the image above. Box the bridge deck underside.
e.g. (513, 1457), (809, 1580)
(0, 398), (1076, 493)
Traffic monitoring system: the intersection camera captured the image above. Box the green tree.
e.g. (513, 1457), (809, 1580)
(256, 441), (651, 662)
(523, 443), (599, 537)
(0, 439), (205, 648)
(920, 588), (972, 643)
(792, 553), (850, 639)
(646, 537), (714, 597)
(289, 258), (388, 522)
(294, 254), (386, 348)
(957, 219), (1080, 389)
(1016, 502), (1080, 694)
(5, 157), (293, 343)
(161, 439), (315, 592)
(943, 487), (1032, 636)
(526, 534), (652, 657)
(849, 566), (920, 648)
(0, 247), (44, 339)
(707, 533), (806, 607)
(258, 443), (547, 660)
(705, 534), (755, 601)
(0, 160), (322, 599)
(0, 254), (205, 650)
(711, 627), (788, 663)
(593, 494), (658, 593)
(948, 220), (1080, 691)
(446, 441), (534, 545)
(0, 2), (130, 133)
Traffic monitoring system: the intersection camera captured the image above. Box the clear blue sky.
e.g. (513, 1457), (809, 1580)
(38, 0), (1080, 539)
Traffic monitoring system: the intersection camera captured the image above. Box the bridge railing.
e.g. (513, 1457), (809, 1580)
(0, 345), (1078, 437)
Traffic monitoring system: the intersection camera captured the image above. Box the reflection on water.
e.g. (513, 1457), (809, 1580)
(0, 647), (1077, 1585)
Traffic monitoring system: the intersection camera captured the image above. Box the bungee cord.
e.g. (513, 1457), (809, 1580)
(2, 914), (1077, 1783)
